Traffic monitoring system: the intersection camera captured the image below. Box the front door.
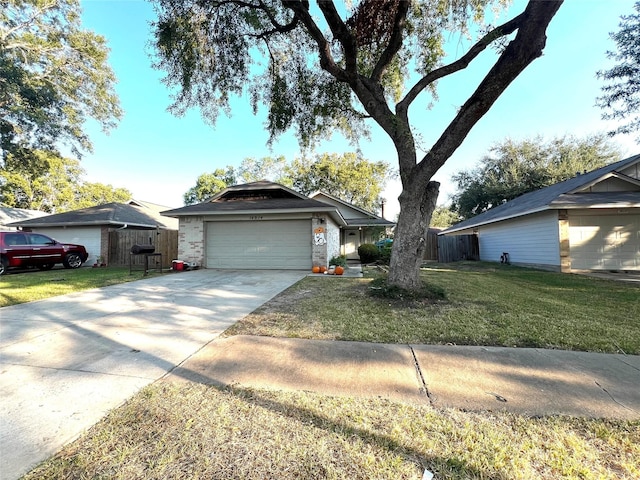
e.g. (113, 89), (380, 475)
(344, 230), (360, 259)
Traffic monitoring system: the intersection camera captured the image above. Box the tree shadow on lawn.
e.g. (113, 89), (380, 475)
(204, 383), (488, 479)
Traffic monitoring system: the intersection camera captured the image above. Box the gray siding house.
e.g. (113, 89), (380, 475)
(441, 155), (640, 272)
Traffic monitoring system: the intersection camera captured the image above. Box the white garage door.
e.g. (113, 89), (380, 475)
(206, 220), (311, 269)
(34, 227), (101, 266)
(569, 214), (640, 271)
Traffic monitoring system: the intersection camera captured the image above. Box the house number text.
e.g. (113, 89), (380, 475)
(249, 215), (264, 220)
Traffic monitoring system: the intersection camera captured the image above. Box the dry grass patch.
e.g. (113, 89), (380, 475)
(24, 383), (640, 480)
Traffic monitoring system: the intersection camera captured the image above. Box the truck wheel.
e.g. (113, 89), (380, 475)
(63, 253), (83, 269)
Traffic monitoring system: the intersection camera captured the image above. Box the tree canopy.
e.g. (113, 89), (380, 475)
(183, 153), (392, 213)
(597, 1), (640, 140)
(0, 150), (131, 212)
(0, 0), (122, 159)
(451, 134), (622, 220)
(291, 153), (391, 212)
(152, 0), (563, 290)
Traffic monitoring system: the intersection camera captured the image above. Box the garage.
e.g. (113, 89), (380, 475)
(206, 220), (312, 269)
(30, 227), (102, 265)
(569, 214), (640, 271)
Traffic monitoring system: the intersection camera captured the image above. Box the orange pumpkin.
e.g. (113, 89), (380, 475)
(319, 265), (327, 273)
(335, 266), (345, 275)
(312, 265), (320, 273)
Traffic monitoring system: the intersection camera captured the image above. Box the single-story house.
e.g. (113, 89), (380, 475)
(441, 154), (640, 272)
(7, 201), (178, 266)
(161, 181), (395, 269)
(0, 207), (48, 231)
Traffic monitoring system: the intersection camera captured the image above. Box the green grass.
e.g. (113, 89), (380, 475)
(0, 266), (159, 307)
(226, 262), (640, 354)
(23, 383), (640, 480)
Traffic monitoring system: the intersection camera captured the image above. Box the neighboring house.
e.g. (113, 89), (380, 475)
(162, 181), (395, 269)
(7, 201), (178, 266)
(0, 207), (47, 231)
(441, 155), (640, 272)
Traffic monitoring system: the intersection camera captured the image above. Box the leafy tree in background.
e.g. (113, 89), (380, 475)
(597, 1), (640, 141)
(0, 150), (131, 212)
(152, 0), (562, 290)
(73, 183), (132, 210)
(0, 0), (122, 159)
(183, 167), (237, 205)
(237, 156), (291, 185)
(430, 205), (461, 228)
(290, 153), (392, 213)
(451, 134), (621, 220)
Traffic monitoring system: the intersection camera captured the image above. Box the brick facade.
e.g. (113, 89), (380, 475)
(178, 216), (205, 266)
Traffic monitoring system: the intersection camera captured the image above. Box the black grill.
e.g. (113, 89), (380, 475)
(130, 244), (155, 254)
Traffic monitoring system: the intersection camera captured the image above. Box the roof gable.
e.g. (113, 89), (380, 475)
(7, 203), (177, 230)
(310, 191), (394, 227)
(443, 154), (640, 234)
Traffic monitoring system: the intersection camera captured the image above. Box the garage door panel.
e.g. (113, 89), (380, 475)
(206, 220), (311, 269)
(570, 214), (640, 271)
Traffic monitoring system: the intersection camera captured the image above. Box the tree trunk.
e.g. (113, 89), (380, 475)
(387, 180), (439, 290)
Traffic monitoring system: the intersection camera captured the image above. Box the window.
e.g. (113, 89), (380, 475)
(5, 233), (27, 245)
(28, 234), (55, 246)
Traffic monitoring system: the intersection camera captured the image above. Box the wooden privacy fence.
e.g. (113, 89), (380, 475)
(422, 228), (440, 261)
(108, 229), (178, 268)
(437, 234), (479, 263)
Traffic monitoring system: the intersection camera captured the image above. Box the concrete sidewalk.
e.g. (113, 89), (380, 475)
(165, 335), (640, 420)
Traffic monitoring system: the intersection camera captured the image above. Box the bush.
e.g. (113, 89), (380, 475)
(379, 245), (392, 265)
(329, 255), (347, 267)
(357, 243), (380, 263)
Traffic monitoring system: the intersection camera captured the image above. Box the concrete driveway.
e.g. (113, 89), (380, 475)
(0, 269), (306, 480)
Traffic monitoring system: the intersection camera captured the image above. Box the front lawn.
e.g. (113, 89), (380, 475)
(0, 267), (158, 307)
(23, 383), (639, 480)
(226, 262), (640, 354)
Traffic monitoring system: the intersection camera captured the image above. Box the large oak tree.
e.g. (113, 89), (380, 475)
(152, 0), (563, 290)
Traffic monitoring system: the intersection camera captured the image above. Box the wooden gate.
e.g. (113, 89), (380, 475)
(437, 234), (479, 263)
(108, 229), (178, 268)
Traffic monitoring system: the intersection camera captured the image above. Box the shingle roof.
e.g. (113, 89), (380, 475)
(162, 181), (397, 228)
(7, 203), (177, 230)
(443, 154), (640, 234)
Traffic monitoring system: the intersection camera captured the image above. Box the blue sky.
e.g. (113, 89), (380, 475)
(79, 0), (638, 218)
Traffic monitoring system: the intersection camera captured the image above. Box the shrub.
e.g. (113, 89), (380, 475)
(358, 243), (380, 263)
(329, 255), (347, 267)
(379, 245), (392, 265)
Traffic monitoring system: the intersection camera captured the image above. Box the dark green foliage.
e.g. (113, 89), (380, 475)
(451, 135), (620, 220)
(597, 1), (640, 139)
(378, 245), (393, 265)
(329, 255), (347, 267)
(357, 244), (380, 264)
(1, 0), (121, 158)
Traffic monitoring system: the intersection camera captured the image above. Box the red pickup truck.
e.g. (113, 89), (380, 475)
(0, 231), (89, 275)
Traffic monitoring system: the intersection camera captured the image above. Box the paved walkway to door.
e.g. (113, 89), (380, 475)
(0, 269), (306, 480)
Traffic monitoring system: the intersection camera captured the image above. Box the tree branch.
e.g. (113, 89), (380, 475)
(397, 13), (524, 118)
(282, 0), (349, 82)
(417, 0), (563, 180)
(371, 0), (410, 81)
(316, 0), (358, 75)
